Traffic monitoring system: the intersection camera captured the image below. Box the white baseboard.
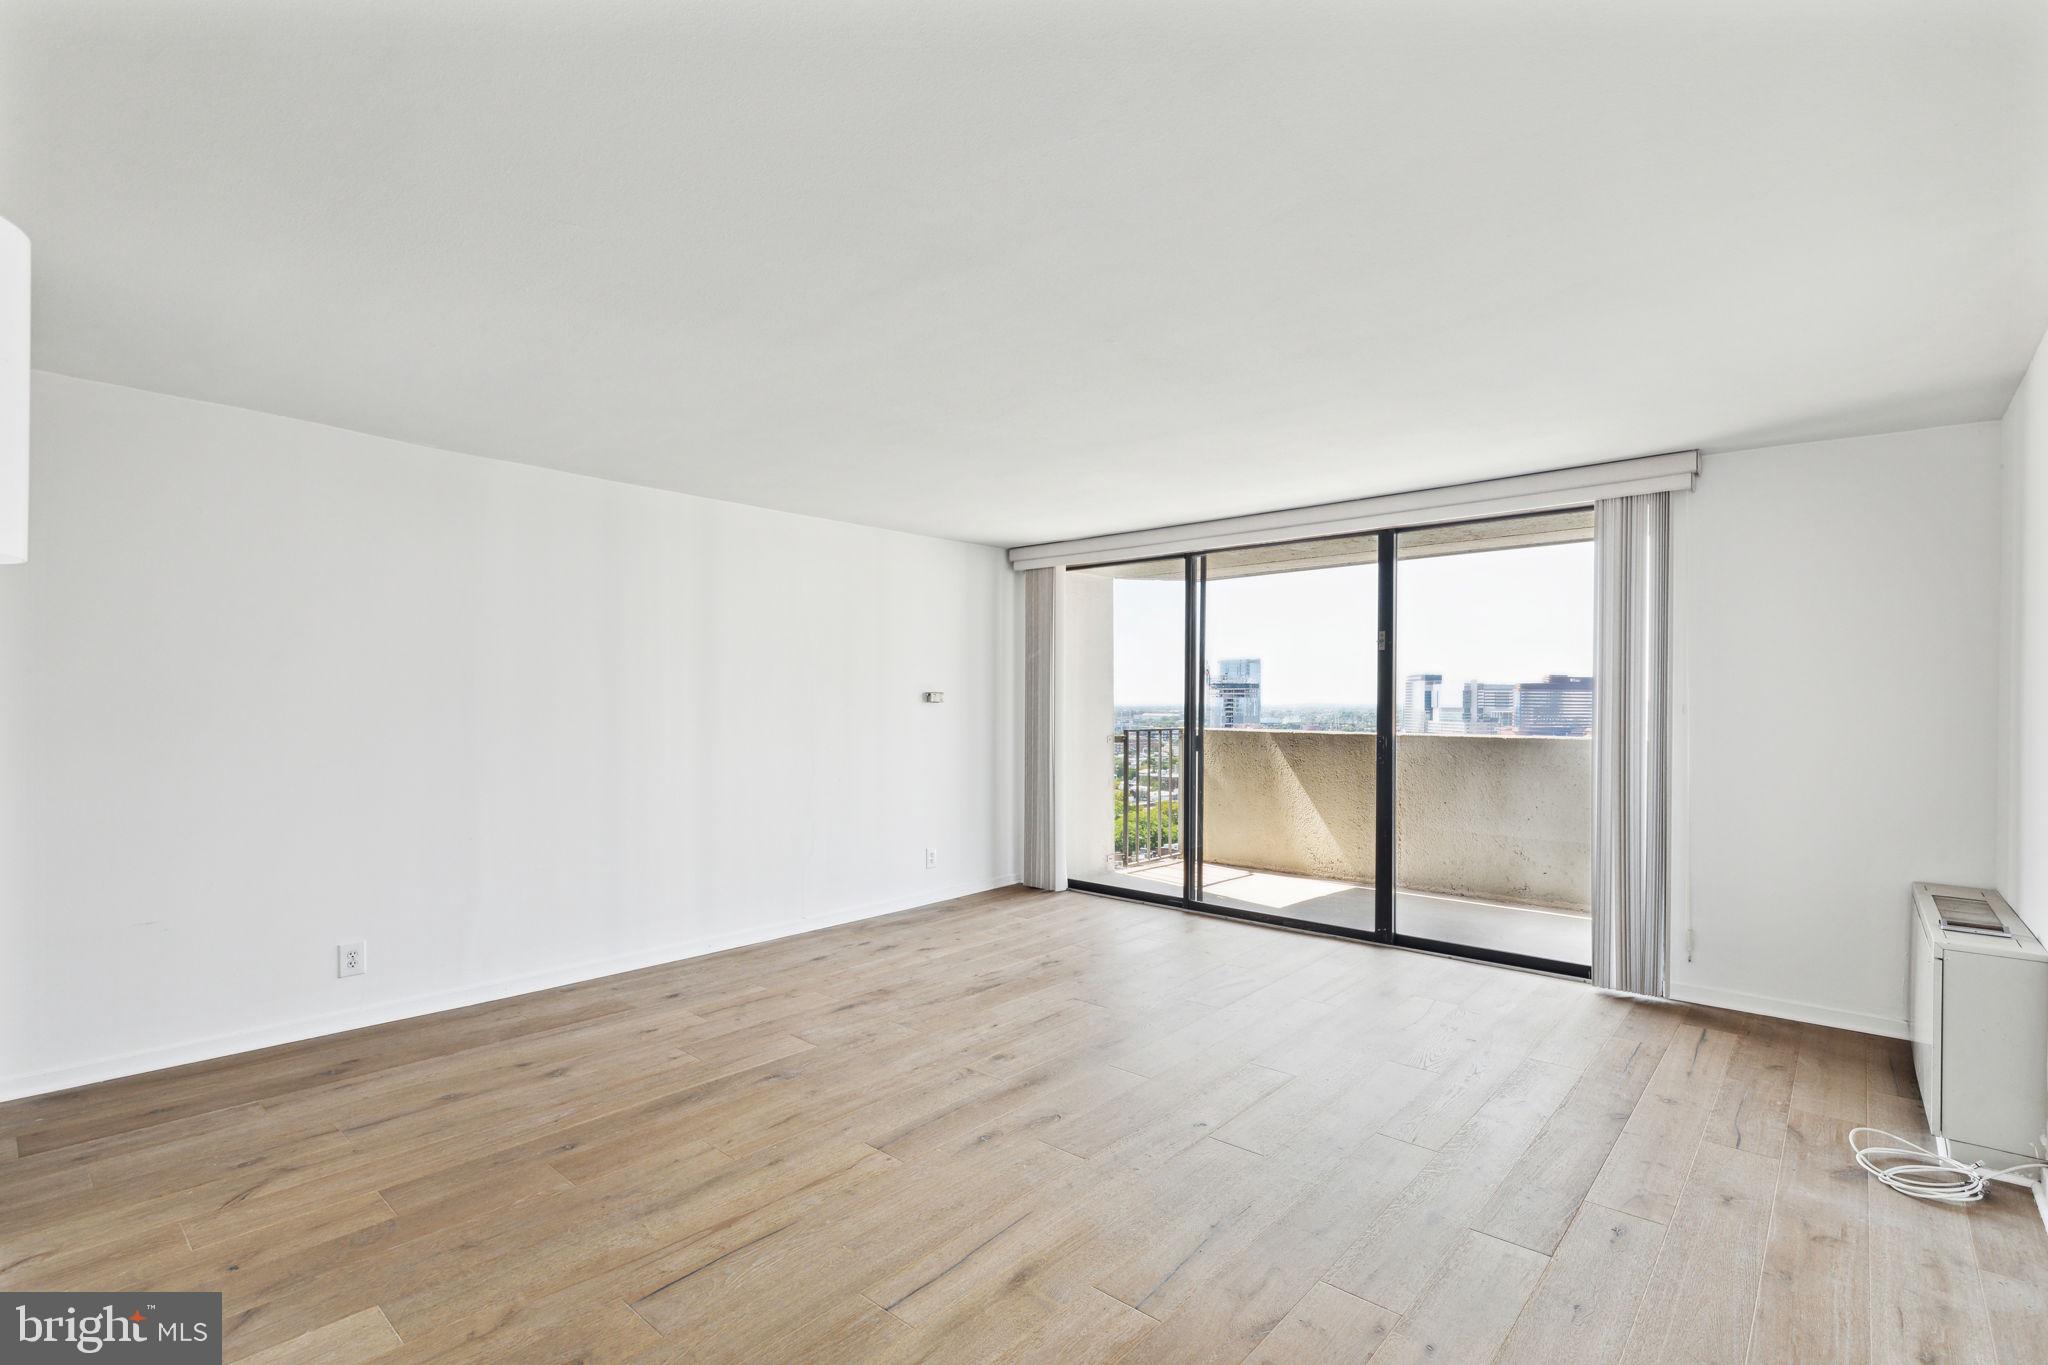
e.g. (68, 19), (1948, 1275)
(1670, 980), (1909, 1039)
(0, 874), (1018, 1104)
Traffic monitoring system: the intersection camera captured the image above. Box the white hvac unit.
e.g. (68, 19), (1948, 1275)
(1908, 882), (2048, 1168)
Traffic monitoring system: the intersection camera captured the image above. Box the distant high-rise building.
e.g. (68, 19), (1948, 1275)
(1207, 657), (1262, 728)
(1401, 673), (1443, 732)
(1461, 681), (1517, 735)
(1515, 673), (1594, 735)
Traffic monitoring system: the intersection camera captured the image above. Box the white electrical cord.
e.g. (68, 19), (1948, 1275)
(1849, 1128), (2048, 1205)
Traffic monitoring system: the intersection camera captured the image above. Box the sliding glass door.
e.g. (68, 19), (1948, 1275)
(1061, 509), (1595, 977)
(1392, 512), (1596, 967)
(1061, 557), (1190, 897)
(1197, 535), (1379, 932)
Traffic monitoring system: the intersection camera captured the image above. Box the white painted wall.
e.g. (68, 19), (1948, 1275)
(1673, 422), (2003, 1036)
(0, 374), (1017, 1100)
(0, 219), (26, 564)
(1998, 328), (2048, 936)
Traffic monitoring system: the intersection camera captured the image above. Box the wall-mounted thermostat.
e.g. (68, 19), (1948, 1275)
(923, 691), (944, 703)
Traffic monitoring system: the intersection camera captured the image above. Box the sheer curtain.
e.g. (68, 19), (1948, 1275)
(1021, 566), (1066, 890)
(1592, 492), (1671, 996)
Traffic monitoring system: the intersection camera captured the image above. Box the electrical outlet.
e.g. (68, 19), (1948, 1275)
(337, 941), (366, 977)
(924, 848), (938, 870)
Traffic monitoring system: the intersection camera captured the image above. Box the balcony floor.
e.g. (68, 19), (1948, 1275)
(1111, 860), (1591, 967)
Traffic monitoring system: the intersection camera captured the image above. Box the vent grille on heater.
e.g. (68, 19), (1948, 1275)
(1934, 894), (2011, 938)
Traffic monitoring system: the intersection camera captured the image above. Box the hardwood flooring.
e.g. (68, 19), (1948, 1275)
(3, 886), (2044, 1362)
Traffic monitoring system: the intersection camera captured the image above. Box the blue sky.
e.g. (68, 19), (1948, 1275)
(1113, 542), (1595, 706)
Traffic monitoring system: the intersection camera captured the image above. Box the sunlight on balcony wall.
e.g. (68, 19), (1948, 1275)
(1202, 729), (1591, 911)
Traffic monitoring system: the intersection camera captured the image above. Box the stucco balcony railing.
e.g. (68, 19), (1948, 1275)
(1200, 728), (1591, 912)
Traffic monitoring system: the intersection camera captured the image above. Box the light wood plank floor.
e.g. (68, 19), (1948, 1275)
(3, 887), (2044, 1363)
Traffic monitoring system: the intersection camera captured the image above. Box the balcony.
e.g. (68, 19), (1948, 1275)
(1098, 726), (1592, 963)
(1202, 728), (1590, 910)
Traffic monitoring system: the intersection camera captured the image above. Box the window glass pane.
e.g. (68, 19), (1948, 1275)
(1394, 509), (1594, 964)
(1062, 558), (1186, 894)
(1199, 534), (1379, 929)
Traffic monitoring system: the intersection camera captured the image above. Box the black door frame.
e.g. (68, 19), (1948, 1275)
(1182, 549), (1205, 905)
(1067, 517), (1592, 980)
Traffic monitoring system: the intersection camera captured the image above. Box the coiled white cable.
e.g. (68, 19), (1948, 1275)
(1849, 1127), (2048, 1204)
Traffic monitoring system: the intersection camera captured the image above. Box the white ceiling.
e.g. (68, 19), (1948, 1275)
(3, 1), (2044, 547)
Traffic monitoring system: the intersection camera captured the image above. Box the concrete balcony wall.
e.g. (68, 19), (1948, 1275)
(1201, 729), (1592, 911)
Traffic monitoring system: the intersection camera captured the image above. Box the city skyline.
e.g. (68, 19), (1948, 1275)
(1402, 670), (1593, 736)
(1140, 662), (1593, 737)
